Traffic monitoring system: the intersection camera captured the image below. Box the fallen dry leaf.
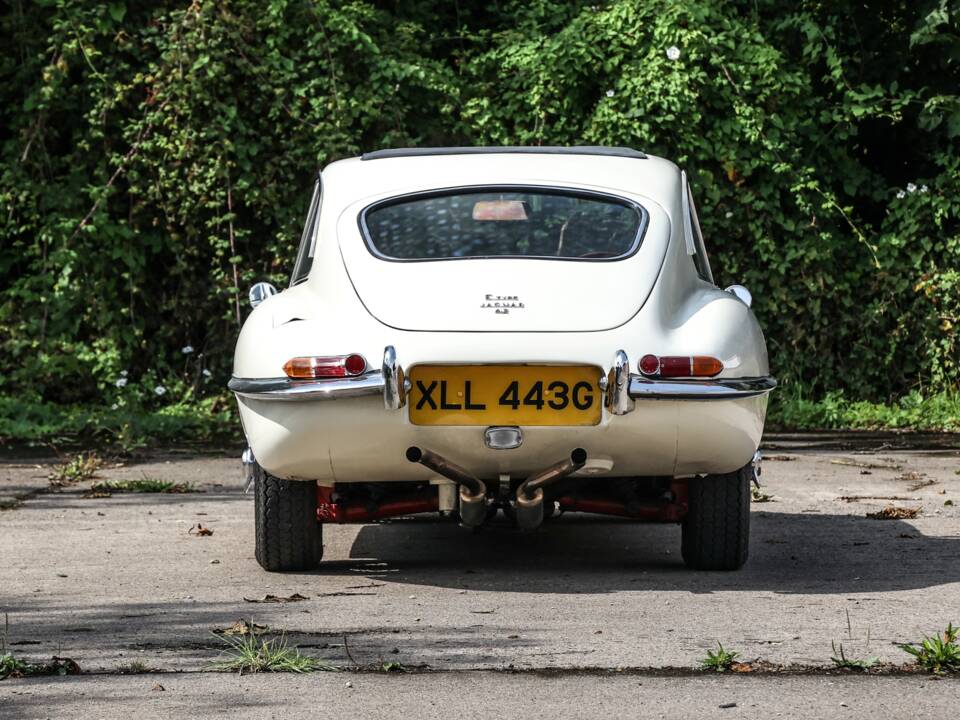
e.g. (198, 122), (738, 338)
(243, 593), (309, 604)
(151, 683), (165, 692)
(213, 619), (268, 636)
(867, 505), (920, 520)
(188, 524), (213, 536)
(897, 472), (937, 492)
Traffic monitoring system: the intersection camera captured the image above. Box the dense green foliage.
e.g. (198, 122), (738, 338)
(2, 0), (958, 441)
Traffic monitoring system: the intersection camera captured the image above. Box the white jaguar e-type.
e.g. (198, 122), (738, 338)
(230, 146), (775, 572)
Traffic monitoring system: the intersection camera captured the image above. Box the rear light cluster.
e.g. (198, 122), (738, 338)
(283, 354), (367, 379)
(638, 354), (723, 378)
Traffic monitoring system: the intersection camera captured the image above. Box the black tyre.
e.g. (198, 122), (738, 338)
(681, 463), (751, 571)
(254, 469), (323, 572)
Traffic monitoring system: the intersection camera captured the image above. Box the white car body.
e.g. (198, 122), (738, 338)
(232, 147), (773, 490)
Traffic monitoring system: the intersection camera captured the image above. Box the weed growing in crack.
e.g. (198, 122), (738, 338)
(212, 629), (337, 674)
(1, 615), (81, 680)
(49, 452), (103, 485)
(830, 641), (878, 671)
(89, 475), (194, 495)
(117, 660), (151, 674)
(751, 486), (775, 503)
(379, 660), (408, 673)
(701, 642), (740, 672)
(900, 624), (960, 674)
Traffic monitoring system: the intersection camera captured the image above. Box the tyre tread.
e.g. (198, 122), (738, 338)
(681, 464), (751, 571)
(254, 470), (322, 572)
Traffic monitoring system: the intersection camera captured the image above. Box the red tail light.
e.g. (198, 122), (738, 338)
(283, 354), (367, 379)
(638, 354), (723, 378)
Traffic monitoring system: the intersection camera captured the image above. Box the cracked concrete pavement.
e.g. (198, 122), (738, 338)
(1, 440), (958, 717)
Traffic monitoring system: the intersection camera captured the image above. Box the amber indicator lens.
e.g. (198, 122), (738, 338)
(691, 356), (724, 377)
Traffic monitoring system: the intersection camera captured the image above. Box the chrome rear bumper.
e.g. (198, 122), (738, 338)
(229, 346), (776, 405)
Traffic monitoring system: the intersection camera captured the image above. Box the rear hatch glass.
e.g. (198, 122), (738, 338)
(362, 188), (644, 261)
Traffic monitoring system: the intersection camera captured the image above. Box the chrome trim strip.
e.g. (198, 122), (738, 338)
(628, 375), (777, 400)
(229, 373), (385, 401)
(230, 372), (776, 403)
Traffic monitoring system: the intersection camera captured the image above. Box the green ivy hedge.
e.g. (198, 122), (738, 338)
(1, 0), (958, 426)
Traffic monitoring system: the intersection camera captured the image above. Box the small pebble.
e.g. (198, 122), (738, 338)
(345, 681), (353, 688)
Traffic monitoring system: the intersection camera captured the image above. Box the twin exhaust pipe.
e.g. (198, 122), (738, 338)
(406, 445), (587, 530)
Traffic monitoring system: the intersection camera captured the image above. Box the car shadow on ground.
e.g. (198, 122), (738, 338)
(333, 511), (959, 595)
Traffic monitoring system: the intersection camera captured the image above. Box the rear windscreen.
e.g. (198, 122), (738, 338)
(361, 187), (646, 261)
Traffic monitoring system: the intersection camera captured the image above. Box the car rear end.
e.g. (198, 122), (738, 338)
(230, 147), (774, 571)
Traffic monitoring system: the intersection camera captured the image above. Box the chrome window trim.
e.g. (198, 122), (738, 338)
(290, 176), (323, 287)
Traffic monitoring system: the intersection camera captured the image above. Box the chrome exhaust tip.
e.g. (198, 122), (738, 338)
(514, 448), (588, 530)
(405, 446), (489, 527)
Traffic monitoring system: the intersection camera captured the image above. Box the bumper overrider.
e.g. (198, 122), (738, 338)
(228, 346), (777, 410)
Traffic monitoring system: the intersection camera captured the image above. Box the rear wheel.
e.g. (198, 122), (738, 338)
(254, 469), (323, 572)
(681, 463), (751, 571)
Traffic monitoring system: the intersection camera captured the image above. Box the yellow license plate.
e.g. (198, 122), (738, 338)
(408, 365), (603, 426)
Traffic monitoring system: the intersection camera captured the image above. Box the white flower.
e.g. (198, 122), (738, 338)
(111, 403), (118, 410)
(906, 183), (917, 194)
(181, 345), (195, 354)
(920, 184), (929, 193)
(896, 190), (906, 199)
(154, 385), (167, 396)
(666, 46), (681, 61)
(115, 377), (128, 388)
(120, 370), (128, 377)
(725, 211), (733, 219)
(605, 89), (615, 98)
(202, 368), (212, 378)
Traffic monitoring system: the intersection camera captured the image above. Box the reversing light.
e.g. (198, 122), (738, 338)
(638, 354), (723, 378)
(283, 354), (367, 379)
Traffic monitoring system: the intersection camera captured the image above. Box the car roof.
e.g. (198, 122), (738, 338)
(361, 146), (647, 161)
(321, 148), (680, 212)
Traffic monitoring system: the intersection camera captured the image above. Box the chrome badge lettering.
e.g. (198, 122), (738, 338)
(481, 294), (525, 315)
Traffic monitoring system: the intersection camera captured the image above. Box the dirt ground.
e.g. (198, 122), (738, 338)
(1, 438), (958, 717)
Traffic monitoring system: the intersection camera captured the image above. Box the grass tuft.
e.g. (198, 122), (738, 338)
(830, 641), (878, 671)
(117, 660), (151, 674)
(89, 475), (195, 495)
(700, 642), (740, 672)
(900, 624), (960, 674)
(751, 486), (775, 503)
(211, 629), (337, 675)
(49, 452), (103, 485)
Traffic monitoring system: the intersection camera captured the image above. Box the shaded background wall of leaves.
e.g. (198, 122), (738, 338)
(1, 0), (958, 416)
